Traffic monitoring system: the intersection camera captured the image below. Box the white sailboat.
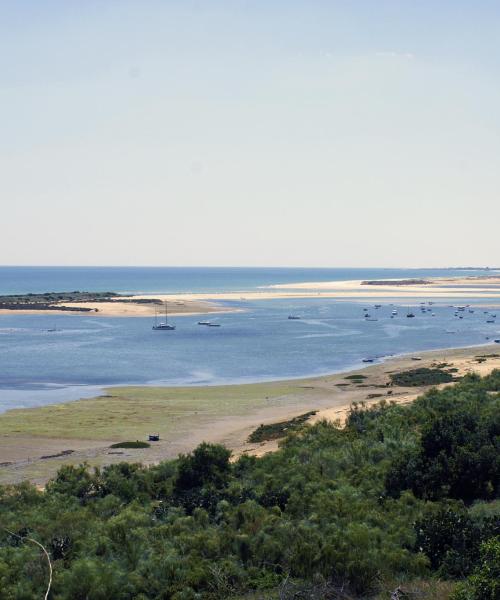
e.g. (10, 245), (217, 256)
(152, 302), (176, 330)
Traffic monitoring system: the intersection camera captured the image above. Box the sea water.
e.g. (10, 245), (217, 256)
(0, 266), (499, 412)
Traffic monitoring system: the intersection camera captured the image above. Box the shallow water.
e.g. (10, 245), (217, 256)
(1, 296), (498, 412)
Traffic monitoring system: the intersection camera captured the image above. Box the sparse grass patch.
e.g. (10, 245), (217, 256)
(248, 411), (316, 443)
(390, 367), (455, 387)
(109, 441), (150, 449)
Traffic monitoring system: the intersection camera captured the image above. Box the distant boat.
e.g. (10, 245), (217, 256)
(362, 358), (374, 363)
(207, 323), (221, 327)
(486, 319), (495, 323)
(288, 315), (301, 320)
(411, 356), (422, 361)
(374, 304), (382, 309)
(46, 325), (59, 332)
(391, 309), (398, 315)
(148, 433), (160, 441)
(494, 339), (500, 344)
(198, 321), (211, 325)
(152, 303), (175, 330)
(366, 318), (378, 321)
(406, 310), (415, 318)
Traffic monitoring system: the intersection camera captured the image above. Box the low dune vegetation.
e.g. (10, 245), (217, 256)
(0, 371), (498, 599)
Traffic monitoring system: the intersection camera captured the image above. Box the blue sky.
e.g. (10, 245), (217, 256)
(1, 1), (499, 266)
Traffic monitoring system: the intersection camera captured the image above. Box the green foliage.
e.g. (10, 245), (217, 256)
(390, 367), (455, 386)
(451, 537), (500, 600)
(247, 411), (316, 443)
(109, 441), (151, 448)
(385, 373), (500, 503)
(0, 371), (498, 599)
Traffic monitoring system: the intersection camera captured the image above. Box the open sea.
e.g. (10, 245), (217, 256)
(0, 267), (499, 412)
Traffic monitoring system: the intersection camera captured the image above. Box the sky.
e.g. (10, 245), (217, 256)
(1, 1), (499, 268)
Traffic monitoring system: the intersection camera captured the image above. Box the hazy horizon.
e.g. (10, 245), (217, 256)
(2, 1), (499, 267)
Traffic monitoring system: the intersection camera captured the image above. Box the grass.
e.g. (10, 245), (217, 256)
(344, 374), (367, 380)
(248, 411), (316, 443)
(0, 382), (305, 442)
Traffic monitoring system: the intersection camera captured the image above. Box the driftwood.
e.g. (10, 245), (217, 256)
(2, 527), (52, 600)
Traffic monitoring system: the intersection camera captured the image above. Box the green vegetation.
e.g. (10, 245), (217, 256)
(0, 291), (163, 312)
(344, 374), (367, 380)
(247, 411), (316, 443)
(0, 371), (498, 599)
(390, 367), (456, 387)
(109, 441), (151, 449)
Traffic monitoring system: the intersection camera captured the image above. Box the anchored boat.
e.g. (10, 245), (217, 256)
(152, 302), (176, 330)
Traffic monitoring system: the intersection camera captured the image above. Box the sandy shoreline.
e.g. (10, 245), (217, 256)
(0, 299), (237, 318)
(0, 275), (499, 318)
(0, 344), (498, 485)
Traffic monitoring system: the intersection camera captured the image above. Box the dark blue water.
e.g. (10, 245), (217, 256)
(0, 266), (493, 295)
(1, 295), (498, 412)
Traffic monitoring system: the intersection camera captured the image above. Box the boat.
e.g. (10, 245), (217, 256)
(207, 323), (221, 327)
(198, 321), (211, 325)
(152, 303), (176, 330)
(391, 309), (398, 315)
(148, 433), (160, 441)
(411, 357), (422, 361)
(494, 339), (500, 344)
(288, 315), (301, 320)
(362, 358), (374, 363)
(486, 319), (495, 323)
(406, 311), (415, 318)
(374, 304), (382, 309)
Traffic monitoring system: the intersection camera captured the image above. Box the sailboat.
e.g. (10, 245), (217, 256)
(152, 302), (176, 330)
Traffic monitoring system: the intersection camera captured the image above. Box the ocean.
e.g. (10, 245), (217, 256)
(0, 266), (492, 295)
(0, 267), (498, 411)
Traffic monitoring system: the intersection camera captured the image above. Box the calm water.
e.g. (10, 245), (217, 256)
(0, 266), (493, 295)
(0, 267), (498, 411)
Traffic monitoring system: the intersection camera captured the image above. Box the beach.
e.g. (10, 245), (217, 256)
(0, 343), (498, 486)
(0, 275), (499, 317)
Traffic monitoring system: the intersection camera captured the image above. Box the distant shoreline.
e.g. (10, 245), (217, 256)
(0, 275), (499, 317)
